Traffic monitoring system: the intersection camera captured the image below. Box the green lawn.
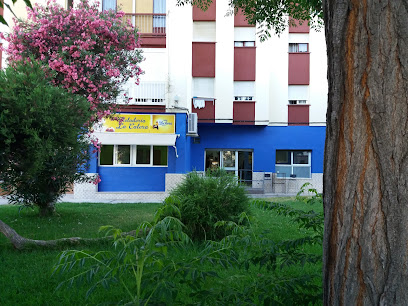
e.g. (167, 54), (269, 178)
(0, 199), (323, 305)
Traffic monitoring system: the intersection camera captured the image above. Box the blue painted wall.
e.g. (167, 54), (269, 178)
(190, 124), (326, 173)
(98, 167), (167, 191)
(88, 148), (98, 173)
(167, 113), (191, 173)
(90, 114), (326, 191)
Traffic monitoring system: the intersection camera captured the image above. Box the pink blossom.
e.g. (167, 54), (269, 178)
(92, 175), (101, 185)
(3, 0), (143, 126)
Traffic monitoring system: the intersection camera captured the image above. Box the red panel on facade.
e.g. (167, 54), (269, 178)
(140, 36), (166, 48)
(192, 42), (216, 77)
(192, 100), (215, 123)
(234, 9), (254, 27)
(193, 0), (216, 21)
(118, 104), (166, 113)
(233, 102), (255, 125)
(288, 53), (310, 85)
(289, 18), (310, 33)
(234, 47), (256, 81)
(288, 105), (309, 126)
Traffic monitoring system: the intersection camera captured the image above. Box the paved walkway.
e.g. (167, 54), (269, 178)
(0, 193), (296, 205)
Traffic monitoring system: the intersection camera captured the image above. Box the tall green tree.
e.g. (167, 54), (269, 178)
(189, 0), (408, 303)
(0, 61), (93, 216)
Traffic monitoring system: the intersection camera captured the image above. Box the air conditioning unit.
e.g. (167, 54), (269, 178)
(187, 113), (198, 136)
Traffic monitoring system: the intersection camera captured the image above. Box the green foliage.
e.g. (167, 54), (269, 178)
(157, 170), (251, 241)
(0, 61), (93, 215)
(54, 216), (194, 305)
(54, 188), (323, 305)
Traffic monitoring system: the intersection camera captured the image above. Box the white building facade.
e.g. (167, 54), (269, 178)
(1, 0), (328, 200)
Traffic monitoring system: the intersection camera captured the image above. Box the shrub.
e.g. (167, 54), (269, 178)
(0, 61), (94, 216)
(54, 185), (323, 305)
(159, 169), (250, 241)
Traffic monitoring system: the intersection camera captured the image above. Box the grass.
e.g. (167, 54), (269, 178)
(0, 199), (323, 305)
(0, 203), (160, 306)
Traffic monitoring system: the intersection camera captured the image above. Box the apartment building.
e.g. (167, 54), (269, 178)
(1, 0), (328, 201)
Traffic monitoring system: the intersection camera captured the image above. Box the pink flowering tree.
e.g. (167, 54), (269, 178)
(0, 0), (142, 214)
(2, 0), (143, 123)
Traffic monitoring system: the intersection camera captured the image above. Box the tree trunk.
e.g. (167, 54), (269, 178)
(39, 202), (56, 217)
(0, 219), (140, 250)
(323, 0), (408, 304)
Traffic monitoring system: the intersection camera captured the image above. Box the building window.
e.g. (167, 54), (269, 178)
(102, 0), (116, 11)
(205, 149), (253, 184)
(235, 96), (254, 101)
(275, 150), (311, 178)
(99, 145), (168, 167)
(289, 100), (307, 105)
(136, 145), (151, 165)
(289, 43), (308, 53)
(234, 41), (255, 47)
(116, 145), (131, 165)
(100, 145), (114, 165)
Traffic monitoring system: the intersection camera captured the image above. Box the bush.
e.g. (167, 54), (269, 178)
(0, 61), (93, 216)
(159, 169), (250, 241)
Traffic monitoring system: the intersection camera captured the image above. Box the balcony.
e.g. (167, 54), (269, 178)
(124, 13), (166, 48)
(192, 98), (215, 123)
(118, 81), (167, 113)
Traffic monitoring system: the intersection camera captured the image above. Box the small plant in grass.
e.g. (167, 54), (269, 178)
(53, 216), (192, 305)
(53, 211), (233, 305)
(157, 169), (251, 241)
(53, 184), (323, 304)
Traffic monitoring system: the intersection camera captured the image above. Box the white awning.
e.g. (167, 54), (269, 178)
(94, 132), (179, 146)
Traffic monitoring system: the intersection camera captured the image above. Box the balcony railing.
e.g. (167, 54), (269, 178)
(118, 81), (166, 105)
(124, 13), (166, 36)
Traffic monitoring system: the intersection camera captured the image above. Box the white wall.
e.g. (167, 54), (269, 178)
(214, 0), (234, 123)
(1, 0), (328, 125)
(266, 31), (289, 126)
(309, 28), (328, 126)
(138, 49), (167, 82)
(166, 0), (192, 110)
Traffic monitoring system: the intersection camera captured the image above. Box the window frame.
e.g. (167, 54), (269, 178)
(288, 43), (309, 53)
(234, 41), (256, 47)
(204, 149), (253, 174)
(102, 0), (117, 11)
(275, 150), (311, 178)
(234, 96), (254, 101)
(288, 99), (308, 105)
(99, 144), (168, 167)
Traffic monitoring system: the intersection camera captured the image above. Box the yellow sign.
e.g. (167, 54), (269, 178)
(103, 114), (175, 134)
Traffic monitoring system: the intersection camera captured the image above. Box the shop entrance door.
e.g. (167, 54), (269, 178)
(205, 150), (253, 183)
(238, 151), (253, 185)
(222, 150), (237, 175)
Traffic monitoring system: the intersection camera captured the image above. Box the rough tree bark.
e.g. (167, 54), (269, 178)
(323, 0), (408, 304)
